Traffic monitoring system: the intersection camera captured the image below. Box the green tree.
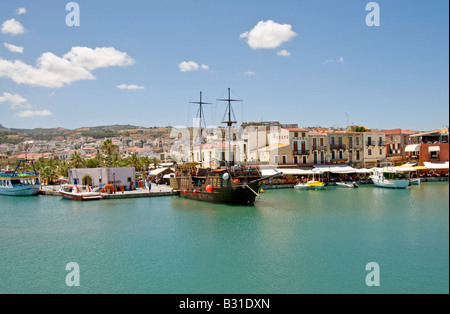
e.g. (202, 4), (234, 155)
(101, 139), (117, 167)
(69, 151), (85, 168)
(41, 166), (58, 185)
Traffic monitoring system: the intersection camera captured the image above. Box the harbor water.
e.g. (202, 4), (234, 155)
(0, 182), (448, 294)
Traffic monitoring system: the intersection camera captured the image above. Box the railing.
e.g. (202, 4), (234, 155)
(366, 141), (375, 147)
(293, 150), (310, 155)
(330, 144), (346, 150)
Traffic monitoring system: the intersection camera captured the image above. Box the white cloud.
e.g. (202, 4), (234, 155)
(178, 61), (210, 72)
(16, 8), (27, 15)
(4, 42), (24, 53)
(323, 56), (345, 65)
(63, 47), (135, 71)
(244, 71), (256, 76)
(1, 18), (25, 35)
(240, 20), (297, 50)
(17, 110), (52, 118)
(117, 84), (145, 90)
(0, 92), (31, 110)
(277, 50), (291, 57)
(0, 46), (135, 88)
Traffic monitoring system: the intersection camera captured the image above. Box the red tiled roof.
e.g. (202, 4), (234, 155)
(381, 129), (416, 135)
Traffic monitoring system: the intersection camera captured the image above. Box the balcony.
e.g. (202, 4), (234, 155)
(366, 141), (375, 147)
(378, 141), (387, 146)
(330, 144), (346, 150)
(293, 150), (310, 156)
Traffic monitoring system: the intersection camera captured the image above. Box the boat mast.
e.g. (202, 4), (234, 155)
(218, 88), (240, 167)
(190, 92), (211, 167)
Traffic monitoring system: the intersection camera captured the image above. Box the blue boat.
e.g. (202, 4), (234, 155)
(0, 159), (41, 196)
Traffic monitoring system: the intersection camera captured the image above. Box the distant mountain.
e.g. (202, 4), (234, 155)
(0, 124), (7, 130)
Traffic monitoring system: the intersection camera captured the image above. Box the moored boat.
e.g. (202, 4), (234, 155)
(0, 159), (41, 196)
(336, 182), (359, 188)
(59, 184), (102, 201)
(171, 164), (269, 205)
(370, 167), (411, 189)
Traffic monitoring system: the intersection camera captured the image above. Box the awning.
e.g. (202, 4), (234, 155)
(261, 169), (279, 177)
(355, 169), (374, 173)
(277, 168), (315, 175)
(313, 165), (357, 174)
(149, 167), (170, 176)
(428, 146), (441, 153)
(405, 144), (420, 152)
(424, 162), (449, 170)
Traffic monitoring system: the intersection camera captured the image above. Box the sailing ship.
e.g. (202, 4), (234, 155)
(170, 89), (277, 205)
(0, 159), (41, 196)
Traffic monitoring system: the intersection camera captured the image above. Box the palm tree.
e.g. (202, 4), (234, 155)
(69, 151), (85, 168)
(41, 166), (58, 185)
(101, 139), (117, 167)
(125, 153), (141, 171)
(57, 160), (69, 178)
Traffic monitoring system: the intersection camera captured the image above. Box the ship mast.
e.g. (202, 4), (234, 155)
(218, 88), (241, 167)
(190, 92), (211, 167)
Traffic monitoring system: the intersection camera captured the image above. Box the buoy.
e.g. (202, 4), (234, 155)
(260, 189), (264, 193)
(183, 190), (187, 194)
(193, 190), (198, 195)
(206, 185), (213, 192)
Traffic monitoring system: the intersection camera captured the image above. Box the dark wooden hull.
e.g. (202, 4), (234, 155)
(178, 182), (261, 205)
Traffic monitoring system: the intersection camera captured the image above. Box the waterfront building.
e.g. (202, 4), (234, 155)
(327, 131), (349, 165)
(407, 128), (449, 167)
(382, 129), (417, 166)
(345, 131), (364, 168)
(309, 131), (327, 165)
(288, 127), (310, 165)
(362, 131), (387, 167)
(68, 167), (135, 189)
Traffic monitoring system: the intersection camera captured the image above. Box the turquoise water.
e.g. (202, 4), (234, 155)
(0, 183), (448, 294)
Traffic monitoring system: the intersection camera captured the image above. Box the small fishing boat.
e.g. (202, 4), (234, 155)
(370, 167), (411, 189)
(307, 172), (326, 190)
(336, 182), (359, 188)
(410, 178), (421, 186)
(0, 159), (41, 196)
(59, 184), (102, 201)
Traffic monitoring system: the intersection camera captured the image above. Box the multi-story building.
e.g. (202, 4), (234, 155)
(382, 129), (416, 166)
(327, 131), (348, 164)
(346, 132), (364, 168)
(362, 131), (387, 167)
(407, 128), (449, 167)
(309, 131), (328, 165)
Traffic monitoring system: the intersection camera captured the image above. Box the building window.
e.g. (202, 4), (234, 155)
(303, 156), (307, 164)
(368, 149), (372, 156)
(356, 137), (360, 146)
(282, 155), (287, 164)
(379, 149), (383, 155)
(338, 137), (343, 146)
(302, 132), (306, 138)
(320, 138), (324, 147)
(294, 132), (298, 138)
(332, 151), (336, 160)
(356, 150), (360, 160)
(339, 151), (343, 159)
(368, 137), (372, 146)
(331, 137), (335, 146)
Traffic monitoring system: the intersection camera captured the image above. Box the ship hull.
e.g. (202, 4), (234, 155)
(0, 185), (41, 196)
(178, 183), (261, 205)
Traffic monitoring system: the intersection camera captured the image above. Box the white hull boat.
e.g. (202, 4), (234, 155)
(370, 167), (411, 189)
(336, 182), (358, 188)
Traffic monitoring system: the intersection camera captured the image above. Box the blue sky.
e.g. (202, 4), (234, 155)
(0, 0), (448, 131)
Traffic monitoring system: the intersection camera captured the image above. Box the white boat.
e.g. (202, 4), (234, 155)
(410, 178), (421, 186)
(0, 159), (41, 196)
(294, 182), (310, 190)
(336, 182), (359, 188)
(59, 184), (102, 201)
(370, 167), (411, 189)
